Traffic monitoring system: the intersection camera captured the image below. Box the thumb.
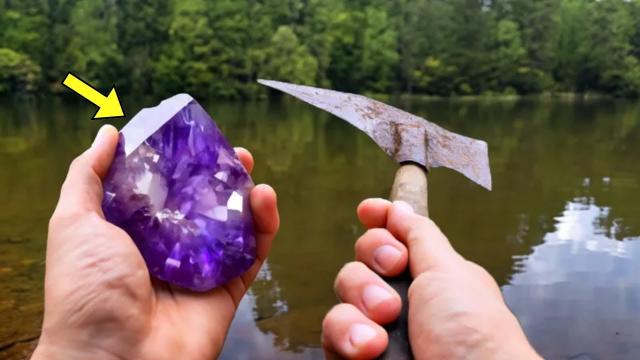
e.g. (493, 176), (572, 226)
(386, 201), (465, 277)
(53, 125), (119, 218)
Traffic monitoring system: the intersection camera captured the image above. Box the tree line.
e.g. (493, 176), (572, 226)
(2, 0), (640, 99)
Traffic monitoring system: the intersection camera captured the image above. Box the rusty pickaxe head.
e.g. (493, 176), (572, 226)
(258, 80), (492, 190)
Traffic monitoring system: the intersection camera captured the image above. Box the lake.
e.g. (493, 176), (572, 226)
(1, 96), (640, 359)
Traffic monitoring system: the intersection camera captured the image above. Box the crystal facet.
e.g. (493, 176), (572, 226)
(102, 94), (256, 291)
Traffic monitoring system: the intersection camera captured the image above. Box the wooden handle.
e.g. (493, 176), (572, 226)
(378, 163), (428, 360)
(389, 164), (428, 217)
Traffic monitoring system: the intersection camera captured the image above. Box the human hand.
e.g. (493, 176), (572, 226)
(322, 199), (540, 359)
(32, 125), (279, 360)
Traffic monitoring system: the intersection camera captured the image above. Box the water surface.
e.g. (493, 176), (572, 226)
(1, 97), (640, 359)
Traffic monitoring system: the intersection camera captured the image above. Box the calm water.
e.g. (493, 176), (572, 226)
(1, 96), (640, 359)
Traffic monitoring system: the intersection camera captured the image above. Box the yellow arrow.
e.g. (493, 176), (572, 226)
(62, 73), (125, 119)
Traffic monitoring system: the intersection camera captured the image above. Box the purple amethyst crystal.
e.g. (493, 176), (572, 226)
(102, 94), (256, 291)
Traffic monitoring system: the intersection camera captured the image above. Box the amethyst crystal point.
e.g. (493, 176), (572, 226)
(102, 94), (256, 291)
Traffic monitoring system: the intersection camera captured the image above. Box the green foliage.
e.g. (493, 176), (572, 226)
(115, 0), (171, 93)
(64, 0), (123, 90)
(152, 0), (216, 96)
(413, 57), (457, 96)
(0, 48), (42, 94)
(494, 20), (527, 90)
(551, 0), (588, 90)
(583, 0), (639, 97)
(260, 26), (318, 85)
(295, 0), (342, 87)
(0, 0), (49, 67)
(1, 0), (640, 98)
(360, 7), (399, 93)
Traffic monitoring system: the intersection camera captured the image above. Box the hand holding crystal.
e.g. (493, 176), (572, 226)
(32, 125), (279, 360)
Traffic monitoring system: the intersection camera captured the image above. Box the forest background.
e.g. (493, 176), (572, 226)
(2, 0), (640, 99)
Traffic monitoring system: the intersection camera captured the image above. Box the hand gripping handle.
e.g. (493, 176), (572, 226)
(379, 163), (428, 360)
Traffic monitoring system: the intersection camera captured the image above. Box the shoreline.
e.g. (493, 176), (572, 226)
(0, 91), (625, 104)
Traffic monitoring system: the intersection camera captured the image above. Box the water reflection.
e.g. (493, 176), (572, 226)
(2, 97), (640, 359)
(505, 195), (640, 359)
(220, 263), (324, 359)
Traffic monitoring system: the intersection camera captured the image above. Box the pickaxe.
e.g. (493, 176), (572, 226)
(259, 80), (492, 359)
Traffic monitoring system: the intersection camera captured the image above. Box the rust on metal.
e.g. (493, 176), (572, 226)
(258, 79), (492, 190)
(391, 122), (402, 158)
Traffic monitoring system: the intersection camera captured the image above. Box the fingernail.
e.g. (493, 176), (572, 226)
(349, 323), (377, 348)
(393, 200), (414, 214)
(362, 284), (394, 311)
(92, 125), (110, 148)
(373, 245), (402, 272)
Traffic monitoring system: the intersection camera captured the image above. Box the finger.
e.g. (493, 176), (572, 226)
(322, 303), (388, 359)
(249, 184), (279, 261)
(386, 201), (464, 276)
(234, 147), (254, 174)
(357, 198), (392, 229)
(355, 228), (408, 277)
(334, 262), (401, 325)
(226, 184), (278, 305)
(53, 125), (119, 218)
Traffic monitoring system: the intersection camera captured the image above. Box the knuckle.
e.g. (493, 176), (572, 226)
(412, 216), (436, 235)
(465, 261), (493, 281)
(364, 227), (387, 237)
(465, 261), (501, 292)
(334, 261), (362, 293)
(85, 211), (106, 225)
(48, 212), (62, 231)
(408, 271), (446, 303)
(322, 304), (347, 330)
(405, 227), (423, 246)
(354, 236), (364, 254)
(407, 272), (427, 301)
(354, 229), (384, 253)
(403, 215), (430, 239)
(49, 207), (98, 232)
(342, 260), (367, 274)
(322, 306), (337, 328)
(338, 261), (367, 280)
(48, 209), (81, 231)
(68, 154), (85, 172)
